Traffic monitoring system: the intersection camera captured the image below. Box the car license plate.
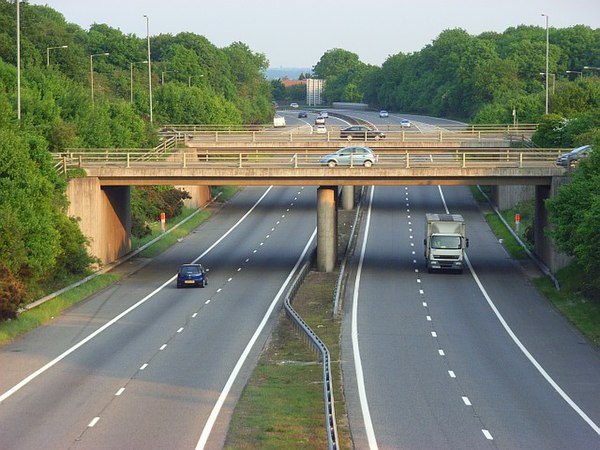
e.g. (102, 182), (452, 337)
(185, 280), (195, 284)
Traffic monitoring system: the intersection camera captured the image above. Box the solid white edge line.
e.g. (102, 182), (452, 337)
(0, 187), (275, 404)
(195, 227), (317, 450)
(351, 186), (379, 450)
(437, 185), (600, 435)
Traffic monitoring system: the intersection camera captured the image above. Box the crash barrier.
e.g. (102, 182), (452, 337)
(283, 248), (339, 450)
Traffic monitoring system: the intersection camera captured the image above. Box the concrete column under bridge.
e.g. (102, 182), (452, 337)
(317, 186), (338, 272)
(534, 177), (572, 273)
(341, 185), (354, 211)
(66, 177), (131, 265)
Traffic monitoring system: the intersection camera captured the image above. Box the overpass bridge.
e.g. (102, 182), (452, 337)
(55, 139), (568, 273)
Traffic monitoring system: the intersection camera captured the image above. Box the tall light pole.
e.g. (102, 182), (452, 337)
(188, 74), (203, 87)
(539, 72), (555, 94)
(565, 70), (582, 79)
(144, 14), (153, 124)
(161, 70), (177, 84)
(583, 66), (600, 75)
(541, 13), (549, 114)
(16, 0), (21, 120)
(46, 45), (68, 67)
(90, 52), (109, 103)
(130, 60), (148, 103)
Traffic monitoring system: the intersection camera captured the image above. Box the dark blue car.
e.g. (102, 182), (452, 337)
(176, 264), (208, 288)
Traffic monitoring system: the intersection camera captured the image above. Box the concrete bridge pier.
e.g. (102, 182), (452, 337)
(317, 186), (338, 272)
(341, 185), (354, 211)
(66, 177), (131, 265)
(533, 177), (571, 273)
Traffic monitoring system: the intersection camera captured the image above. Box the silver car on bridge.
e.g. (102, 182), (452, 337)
(320, 146), (378, 167)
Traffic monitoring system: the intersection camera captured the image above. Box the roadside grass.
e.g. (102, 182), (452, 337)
(533, 264), (600, 348)
(225, 209), (355, 449)
(0, 273), (120, 344)
(473, 186), (600, 349)
(225, 272), (351, 450)
(0, 187), (239, 345)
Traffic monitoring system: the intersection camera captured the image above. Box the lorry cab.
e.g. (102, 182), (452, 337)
(424, 213), (468, 273)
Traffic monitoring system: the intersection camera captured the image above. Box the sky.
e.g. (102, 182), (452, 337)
(28, 0), (600, 69)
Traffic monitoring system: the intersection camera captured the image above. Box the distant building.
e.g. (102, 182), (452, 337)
(306, 78), (324, 106)
(281, 79), (306, 88)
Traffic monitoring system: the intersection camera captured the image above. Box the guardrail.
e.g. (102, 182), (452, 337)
(282, 248), (339, 450)
(53, 149), (565, 174)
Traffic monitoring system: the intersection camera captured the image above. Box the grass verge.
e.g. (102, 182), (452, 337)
(474, 186), (600, 349)
(225, 209), (356, 449)
(0, 188), (238, 345)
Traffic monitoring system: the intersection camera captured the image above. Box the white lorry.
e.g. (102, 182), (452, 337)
(424, 213), (468, 273)
(273, 115), (286, 128)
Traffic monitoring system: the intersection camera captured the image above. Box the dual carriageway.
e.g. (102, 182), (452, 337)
(2, 111), (599, 449)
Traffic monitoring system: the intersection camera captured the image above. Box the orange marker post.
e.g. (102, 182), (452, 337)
(160, 212), (166, 233)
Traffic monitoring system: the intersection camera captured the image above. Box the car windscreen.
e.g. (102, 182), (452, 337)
(181, 266), (201, 274)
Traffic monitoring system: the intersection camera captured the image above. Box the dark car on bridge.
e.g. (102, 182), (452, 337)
(340, 125), (385, 141)
(555, 145), (593, 168)
(176, 263), (208, 288)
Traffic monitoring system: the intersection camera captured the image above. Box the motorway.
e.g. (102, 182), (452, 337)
(2, 110), (599, 449)
(0, 186), (317, 449)
(342, 184), (600, 449)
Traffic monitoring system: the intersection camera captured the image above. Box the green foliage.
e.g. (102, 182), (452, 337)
(131, 187), (191, 238)
(546, 143), (600, 296)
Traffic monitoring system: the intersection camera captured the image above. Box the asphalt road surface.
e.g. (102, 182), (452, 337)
(0, 186), (317, 449)
(342, 184), (600, 449)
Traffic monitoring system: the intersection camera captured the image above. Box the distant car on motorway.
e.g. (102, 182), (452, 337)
(320, 146), (378, 167)
(556, 144), (593, 168)
(315, 116), (326, 125)
(176, 263), (208, 288)
(319, 111), (329, 118)
(379, 110), (389, 118)
(297, 110), (308, 118)
(400, 118), (412, 128)
(340, 125), (385, 140)
(290, 102), (299, 108)
(315, 124), (327, 134)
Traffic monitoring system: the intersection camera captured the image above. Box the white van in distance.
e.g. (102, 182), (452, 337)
(273, 116), (286, 127)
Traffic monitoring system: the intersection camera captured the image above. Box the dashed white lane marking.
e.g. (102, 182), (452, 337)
(204, 300), (210, 305)
(482, 430), (494, 440)
(160, 344), (167, 350)
(253, 249), (257, 253)
(414, 269), (419, 273)
(426, 316), (432, 321)
(245, 258), (250, 263)
(435, 186), (600, 436)
(0, 186), (276, 404)
(407, 215), (411, 219)
(449, 371), (456, 378)
(411, 251), (415, 255)
(281, 214), (285, 218)
(286, 208), (290, 212)
(409, 235), (414, 239)
(431, 332), (437, 338)
(408, 221), (412, 225)
(192, 312), (198, 318)
(276, 221), (280, 225)
(177, 327), (184, 333)
(196, 228), (317, 450)
(422, 301), (427, 307)
(413, 259), (417, 264)
(88, 417), (100, 427)
(438, 349), (445, 356)
(115, 388), (125, 396)
(417, 279), (421, 283)
(259, 242), (264, 246)
(237, 267), (242, 272)
(140, 363), (148, 371)
(410, 243), (415, 247)
(266, 235), (270, 239)
(419, 290), (424, 295)
(227, 278), (232, 282)
(271, 228), (275, 232)
(462, 396), (472, 406)
(217, 288), (222, 293)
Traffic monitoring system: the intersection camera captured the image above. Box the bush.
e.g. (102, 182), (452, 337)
(0, 265), (26, 320)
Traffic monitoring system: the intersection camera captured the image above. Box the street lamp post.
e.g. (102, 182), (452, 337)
(130, 60), (148, 103)
(565, 70), (583, 79)
(583, 66), (600, 75)
(90, 52), (109, 103)
(541, 13), (549, 114)
(16, 0), (21, 120)
(144, 15), (153, 124)
(188, 75), (203, 87)
(46, 45), (68, 67)
(539, 72), (555, 95)
(161, 70), (178, 84)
